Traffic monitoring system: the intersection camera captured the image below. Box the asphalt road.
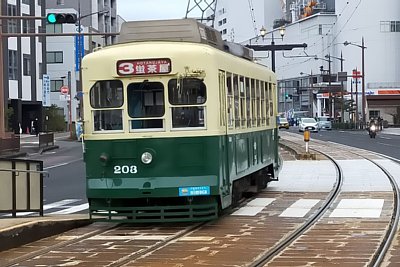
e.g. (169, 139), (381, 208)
(282, 127), (400, 160)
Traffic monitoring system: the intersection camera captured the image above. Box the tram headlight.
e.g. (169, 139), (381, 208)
(141, 152), (153, 164)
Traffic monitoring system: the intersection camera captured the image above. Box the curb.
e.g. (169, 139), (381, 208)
(0, 218), (91, 252)
(39, 145), (60, 154)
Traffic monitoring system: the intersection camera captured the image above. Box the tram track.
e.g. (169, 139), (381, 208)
(274, 132), (400, 266)
(3, 134), (400, 266)
(250, 146), (344, 266)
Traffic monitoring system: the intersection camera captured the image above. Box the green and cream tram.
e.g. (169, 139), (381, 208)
(81, 19), (281, 222)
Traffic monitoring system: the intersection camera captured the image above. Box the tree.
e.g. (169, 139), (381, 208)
(43, 105), (66, 132)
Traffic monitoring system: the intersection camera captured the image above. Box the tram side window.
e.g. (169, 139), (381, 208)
(265, 82), (270, 126)
(233, 74), (239, 128)
(261, 82), (266, 125)
(93, 109), (123, 131)
(168, 78), (206, 128)
(90, 80), (123, 108)
(127, 81), (165, 130)
(226, 73), (234, 128)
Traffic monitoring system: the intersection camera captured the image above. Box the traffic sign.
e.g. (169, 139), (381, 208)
(60, 85), (69, 94)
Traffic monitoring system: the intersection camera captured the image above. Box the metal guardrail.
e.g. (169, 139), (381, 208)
(0, 134), (20, 153)
(0, 158), (47, 217)
(39, 132), (54, 149)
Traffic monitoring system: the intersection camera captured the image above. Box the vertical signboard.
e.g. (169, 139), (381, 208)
(42, 74), (51, 107)
(75, 34), (84, 71)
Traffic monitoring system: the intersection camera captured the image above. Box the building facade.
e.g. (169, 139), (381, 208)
(45, 0), (118, 129)
(214, 0), (400, 125)
(1, 0), (46, 134)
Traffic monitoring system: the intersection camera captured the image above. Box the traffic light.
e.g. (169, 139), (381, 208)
(285, 93), (289, 99)
(47, 13), (77, 24)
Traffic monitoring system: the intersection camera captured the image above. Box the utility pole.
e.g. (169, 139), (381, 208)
(0, 1), (4, 138)
(68, 71), (72, 139)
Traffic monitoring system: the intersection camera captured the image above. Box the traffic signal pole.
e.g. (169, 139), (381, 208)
(0, 15), (117, 138)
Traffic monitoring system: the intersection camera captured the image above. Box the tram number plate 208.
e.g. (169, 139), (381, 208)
(113, 165), (138, 174)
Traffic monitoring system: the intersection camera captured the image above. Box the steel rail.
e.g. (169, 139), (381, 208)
(250, 145), (344, 266)
(2, 223), (119, 267)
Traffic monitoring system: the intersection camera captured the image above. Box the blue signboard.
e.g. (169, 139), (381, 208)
(42, 74), (51, 107)
(179, 186), (211, 196)
(75, 35), (84, 71)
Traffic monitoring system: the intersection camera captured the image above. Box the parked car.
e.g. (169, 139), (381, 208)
(278, 117), (290, 129)
(299, 118), (319, 132)
(316, 117), (332, 130)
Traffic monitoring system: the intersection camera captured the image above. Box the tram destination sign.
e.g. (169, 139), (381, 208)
(117, 58), (171, 76)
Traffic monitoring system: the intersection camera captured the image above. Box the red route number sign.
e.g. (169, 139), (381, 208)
(117, 58), (171, 76)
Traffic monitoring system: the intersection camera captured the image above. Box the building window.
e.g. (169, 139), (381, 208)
(8, 50), (18, 80)
(380, 21), (400, 32)
(39, 63), (43, 78)
(47, 51), (63, 64)
(7, 4), (18, 33)
(23, 54), (31, 76)
(57, 0), (65, 5)
(51, 80), (64, 92)
(46, 23), (63, 33)
(23, 14), (30, 33)
(22, 0), (30, 4)
(319, 24), (323, 35)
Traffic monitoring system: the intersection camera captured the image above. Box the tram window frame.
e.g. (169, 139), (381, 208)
(168, 78), (207, 129)
(256, 80), (261, 126)
(240, 76), (246, 128)
(261, 82), (266, 125)
(233, 74), (240, 129)
(226, 72), (234, 129)
(90, 80), (124, 108)
(93, 109), (123, 132)
(265, 82), (270, 126)
(127, 81), (165, 131)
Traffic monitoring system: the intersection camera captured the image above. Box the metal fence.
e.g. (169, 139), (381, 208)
(0, 158), (46, 217)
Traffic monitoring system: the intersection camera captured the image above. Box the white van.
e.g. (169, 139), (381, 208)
(316, 117), (332, 130)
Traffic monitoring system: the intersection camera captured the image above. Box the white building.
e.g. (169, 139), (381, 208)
(214, 0), (284, 42)
(46, 0), (119, 132)
(215, 0), (400, 125)
(2, 0), (45, 134)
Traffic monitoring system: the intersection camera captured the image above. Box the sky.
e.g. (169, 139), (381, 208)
(117, 0), (196, 22)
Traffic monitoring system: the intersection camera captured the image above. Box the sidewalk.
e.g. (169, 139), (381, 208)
(0, 132), (71, 158)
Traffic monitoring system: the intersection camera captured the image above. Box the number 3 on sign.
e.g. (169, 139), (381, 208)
(114, 165), (138, 174)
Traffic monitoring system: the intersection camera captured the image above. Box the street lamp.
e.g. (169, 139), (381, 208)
(344, 37), (366, 127)
(258, 26), (286, 72)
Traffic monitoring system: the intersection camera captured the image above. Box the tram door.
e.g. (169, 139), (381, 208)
(219, 71), (231, 199)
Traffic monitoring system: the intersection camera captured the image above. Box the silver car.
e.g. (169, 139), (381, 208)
(299, 118), (319, 132)
(316, 117), (332, 130)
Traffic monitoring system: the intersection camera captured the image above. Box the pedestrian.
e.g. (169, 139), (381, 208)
(33, 118), (39, 136)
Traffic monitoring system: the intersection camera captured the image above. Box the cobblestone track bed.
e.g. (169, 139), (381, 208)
(268, 132), (399, 267)
(1, 133), (399, 266)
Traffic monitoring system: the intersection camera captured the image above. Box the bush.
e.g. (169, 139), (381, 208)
(43, 105), (66, 132)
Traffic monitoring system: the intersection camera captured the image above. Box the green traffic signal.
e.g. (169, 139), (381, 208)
(46, 13), (77, 24)
(47, 13), (57, 24)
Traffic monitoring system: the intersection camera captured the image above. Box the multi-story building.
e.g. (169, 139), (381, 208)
(45, 0), (118, 129)
(214, 0), (400, 125)
(1, 0), (46, 134)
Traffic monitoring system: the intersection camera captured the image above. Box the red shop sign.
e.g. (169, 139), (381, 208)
(117, 58), (171, 76)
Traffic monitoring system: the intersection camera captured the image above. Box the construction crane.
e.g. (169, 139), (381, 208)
(185, 0), (217, 27)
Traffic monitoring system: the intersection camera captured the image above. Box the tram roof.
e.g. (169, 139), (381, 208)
(118, 19), (253, 61)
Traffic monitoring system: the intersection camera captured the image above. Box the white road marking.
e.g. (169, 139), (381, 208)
(2, 199), (82, 217)
(329, 199), (384, 218)
(49, 203), (89, 215)
(232, 198), (275, 216)
(279, 199), (320, 217)
(44, 158), (83, 170)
